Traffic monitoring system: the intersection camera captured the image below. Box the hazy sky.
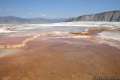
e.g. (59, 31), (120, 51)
(0, 0), (120, 18)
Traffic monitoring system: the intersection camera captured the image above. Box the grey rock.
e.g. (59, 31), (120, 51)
(66, 10), (120, 22)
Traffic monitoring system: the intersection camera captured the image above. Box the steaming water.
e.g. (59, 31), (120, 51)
(15, 26), (88, 33)
(0, 25), (90, 37)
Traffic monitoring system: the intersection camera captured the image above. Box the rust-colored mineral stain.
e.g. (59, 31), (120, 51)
(0, 34), (41, 49)
(0, 36), (120, 80)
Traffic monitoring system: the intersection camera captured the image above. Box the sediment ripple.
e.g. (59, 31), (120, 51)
(0, 34), (41, 49)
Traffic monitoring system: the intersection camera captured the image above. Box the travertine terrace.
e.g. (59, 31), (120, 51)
(0, 22), (120, 80)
